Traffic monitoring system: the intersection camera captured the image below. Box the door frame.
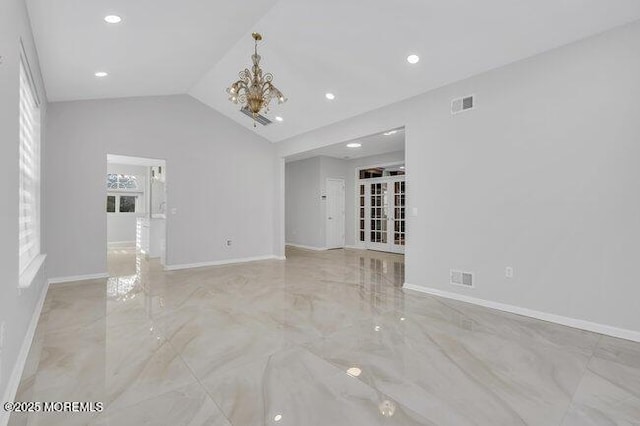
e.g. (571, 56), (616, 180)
(325, 177), (346, 249)
(353, 161), (405, 253)
(105, 154), (169, 269)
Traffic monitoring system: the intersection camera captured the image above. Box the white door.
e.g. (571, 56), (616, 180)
(357, 177), (405, 254)
(326, 178), (345, 249)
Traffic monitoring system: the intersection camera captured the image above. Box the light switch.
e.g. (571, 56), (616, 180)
(170, 208), (177, 215)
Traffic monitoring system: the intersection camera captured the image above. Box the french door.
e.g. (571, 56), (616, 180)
(358, 177), (405, 254)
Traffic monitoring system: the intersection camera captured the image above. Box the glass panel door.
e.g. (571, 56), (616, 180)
(359, 184), (366, 242)
(358, 177), (405, 254)
(393, 181), (406, 248)
(368, 182), (389, 250)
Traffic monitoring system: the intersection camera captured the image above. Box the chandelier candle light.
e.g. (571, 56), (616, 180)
(226, 33), (287, 126)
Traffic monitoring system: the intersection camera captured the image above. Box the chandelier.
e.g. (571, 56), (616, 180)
(226, 33), (287, 124)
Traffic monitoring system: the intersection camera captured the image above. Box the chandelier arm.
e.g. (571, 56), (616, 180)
(226, 33), (286, 117)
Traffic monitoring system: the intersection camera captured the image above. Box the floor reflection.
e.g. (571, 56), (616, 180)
(9, 247), (640, 426)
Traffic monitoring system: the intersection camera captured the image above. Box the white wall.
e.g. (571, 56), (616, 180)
(106, 163), (148, 245)
(0, 0), (48, 416)
(277, 21), (640, 335)
(284, 156), (350, 249)
(285, 157), (323, 248)
(151, 179), (166, 216)
(45, 95), (278, 278)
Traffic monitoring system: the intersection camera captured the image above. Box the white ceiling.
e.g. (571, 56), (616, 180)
(27, 0), (640, 141)
(286, 128), (405, 162)
(26, 0), (278, 101)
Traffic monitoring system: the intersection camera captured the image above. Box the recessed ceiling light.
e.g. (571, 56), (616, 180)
(274, 414), (283, 422)
(346, 143), (361, 148)
(346, 367), (362, 377)
(104, 15), (122, 24)
(275, 116), (284, 122)
(325, 93), (335, 100)
(407, 54), (420, 64)
(383, 130), (398, 136)
(374, 325), (381, 331)
(94, 71), (108, 78)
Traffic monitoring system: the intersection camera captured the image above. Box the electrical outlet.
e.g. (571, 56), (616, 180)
(225, 239), (232, 248)
(505, 267), (514, 279)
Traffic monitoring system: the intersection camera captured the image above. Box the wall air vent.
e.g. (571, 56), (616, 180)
(450, 270), (474, 287)
(240, 106), (272, 126)
(451, 95), (475, 115)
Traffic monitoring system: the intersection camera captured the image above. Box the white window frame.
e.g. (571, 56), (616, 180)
(107, 192), (143, 214)
(106, 174), (145, 215)
(18, 43), (45, 288)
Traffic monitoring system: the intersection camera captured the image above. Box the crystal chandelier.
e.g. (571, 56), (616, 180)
(226, 33), (287, 124)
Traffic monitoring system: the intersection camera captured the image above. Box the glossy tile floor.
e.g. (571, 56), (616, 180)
(9, 247), (640, 425)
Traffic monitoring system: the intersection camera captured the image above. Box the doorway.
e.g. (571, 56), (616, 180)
(357, 164), (405, 254)
(106, 154), (167, 277)
(326, 178), (345, 248)
(282, 127), (405, 255)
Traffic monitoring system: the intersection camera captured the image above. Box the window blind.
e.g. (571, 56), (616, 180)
(19, 56), (41, 275)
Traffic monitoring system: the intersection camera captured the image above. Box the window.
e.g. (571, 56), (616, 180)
(19, 53), (42, 277)
(106, 194), (140, 213)
(358, 166), (405, 179)
(119, 195), (137, 213)
(107, 174), (139, 190)
(106, 173), (143, 214)
(106, 195), (116, 213)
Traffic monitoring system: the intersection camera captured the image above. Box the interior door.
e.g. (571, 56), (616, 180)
(367, 182), (389, 252)
(326, 178), (345, 249)
(358, 177), (405, 254)
(391, 180), (406, 252)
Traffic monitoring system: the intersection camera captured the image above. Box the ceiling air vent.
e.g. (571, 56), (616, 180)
(240, 106), (272, 126)
(450, 270), (474, 287)
(451, 95), (475, 115)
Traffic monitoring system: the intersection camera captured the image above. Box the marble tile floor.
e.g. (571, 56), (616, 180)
(8, 247), (640, 425)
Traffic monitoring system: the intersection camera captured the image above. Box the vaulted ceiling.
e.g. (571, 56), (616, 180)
(27, 0), (640, 142)
(26, 0), (278, 101)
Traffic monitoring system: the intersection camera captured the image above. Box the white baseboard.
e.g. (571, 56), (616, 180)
(285, 243), (329, 251)
(344, 245), (365, 250)
(164, 255), (282, 271)
(107, 241), (135, 248)
(1, 280), (49, 426)
(48, 273), (109, 285)
(403, 283), (640, 343)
